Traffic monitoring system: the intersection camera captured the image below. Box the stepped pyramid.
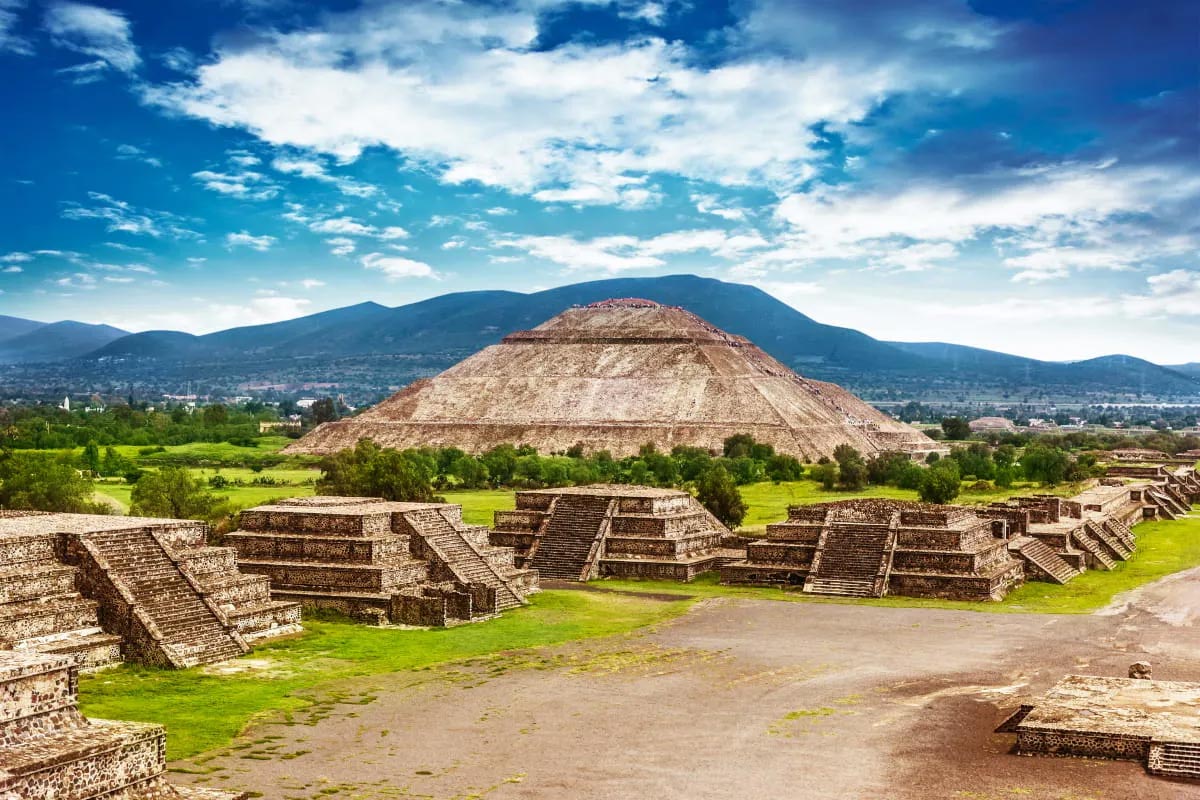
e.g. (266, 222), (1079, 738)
(228, 496), (537, 626)
(0, 650), (245, 799)
(287, 298), (940, 461)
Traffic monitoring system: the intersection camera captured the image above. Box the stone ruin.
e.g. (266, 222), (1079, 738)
(0, 649), (246, 799)
(0, 512), (301, 670)
(1103, 465), (1198, 520)
(227, 497), (537, 626)
(720, 498), (1024, 600)
(286, 298), (943, 462)
(997, 672), (1200, 782)
(490, 484), (741, 581)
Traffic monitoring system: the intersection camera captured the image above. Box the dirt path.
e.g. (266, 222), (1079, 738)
(173, 571), (1200, 800)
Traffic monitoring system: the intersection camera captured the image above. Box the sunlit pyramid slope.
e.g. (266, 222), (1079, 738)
(288, 299), (940, 461)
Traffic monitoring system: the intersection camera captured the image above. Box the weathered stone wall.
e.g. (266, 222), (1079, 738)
(1016, 729), (1151, 762)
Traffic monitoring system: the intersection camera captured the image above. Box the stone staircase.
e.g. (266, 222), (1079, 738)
(531, 495), (614, 580)
(804, 517), (894, 598)
(74, 529), (247, 668)
(1071, 526), (1116, 570)
(1083, 521), (1132, 561)
(405, 508), (527, 612)
(1150, 741), (1200, 781)
(1147, 487), (1186, 520)
(1010, 537), (1080, 584)
(1103, 518), (1136, 551)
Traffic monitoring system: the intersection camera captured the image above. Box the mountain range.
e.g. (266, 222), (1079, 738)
(1, 275), (1197, 401)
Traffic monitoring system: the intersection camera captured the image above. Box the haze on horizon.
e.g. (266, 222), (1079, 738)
(0, 0), (1196, 364)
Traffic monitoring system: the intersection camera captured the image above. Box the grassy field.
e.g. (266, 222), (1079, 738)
(79, 590), (691, 760)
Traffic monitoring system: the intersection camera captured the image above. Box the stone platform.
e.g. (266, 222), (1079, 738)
(228, 497), (537, 626)
(999, 674), (1200, 782)
(0, 650), (247, 799)
(491, 485), (736, 581)
(721, 499), (1023, 600)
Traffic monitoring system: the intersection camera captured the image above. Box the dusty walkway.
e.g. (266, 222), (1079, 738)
(175, 570), (1200, 799)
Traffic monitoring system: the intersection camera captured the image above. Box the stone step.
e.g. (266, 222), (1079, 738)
(805, 577), (876, 597)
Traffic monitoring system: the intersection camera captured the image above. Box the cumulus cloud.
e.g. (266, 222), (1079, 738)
(324, 237), (356, 257)
(115, 143), (162, 168)
(225, 231), (276, 251)
(44, 1), (139, 74)
(141, 0), (945, 207)
(361, 252), (437, 279)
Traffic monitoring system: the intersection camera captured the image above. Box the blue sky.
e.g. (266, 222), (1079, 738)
(0, 0), (1196, 362)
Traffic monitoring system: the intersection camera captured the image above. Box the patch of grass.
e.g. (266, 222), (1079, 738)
(78, 589), (691, 760)
(441, 489), (515, 527)
(595, 506), (1200, 615)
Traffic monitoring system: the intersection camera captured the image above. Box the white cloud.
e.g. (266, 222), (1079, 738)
(227, 150), (261, 167)
(485, 206), (515, 216)
(324, 237), (356, 256)
(192, 168), (279, 201)
(495, 227), (768, 273)
(2, 265), (22, 274)
(53, 272), (97, 290)
(225, 231), (276, 251)
(143, 1), (934, 207)
(309, 216), (374, 236)
(115, 143), (162, 168)
(44, 1), (138, 74)
(300, 278), (325, 289)
(692, 193), (746, 221)
(271, 156), (377, 197)
(871, 242), (958, 273)
(1, 251), (32, 263)
(441, 238), (465, 250)
(361, 252), (437, 279)
(0, 0), (33, 55)
(61, 191), (200, 239)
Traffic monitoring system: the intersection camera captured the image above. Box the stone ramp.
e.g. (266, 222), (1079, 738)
(531, 495), (614, 580)
(0, 650), (246, 800)
(72, 529), (247, 668)
(804, 514), (895, 598)
(404, 508), (527, 612)
(1083, 520), (1132, 561)
(1010, 537), (1080, 584)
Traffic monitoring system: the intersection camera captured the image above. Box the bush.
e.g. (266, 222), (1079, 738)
(696, 465), (747, 528)
(918, 460), (961, 504)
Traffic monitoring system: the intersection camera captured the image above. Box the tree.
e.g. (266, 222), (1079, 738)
(311, 398), (338, 425)
(202, 404), (229, 426)
(765, 453), (803, 482)
(696, 465), (747, 528)
(1021, 445), (1070, 485)
(316, 439), (439, 502)
(832, 444), (867, 490)
(812, 461), (838, 490)
(941, 417), (972, 441)
(0, 452), (103, 513)
(130, 467), (225, 520)
(723, 433), (756, 459)
(918, 460), (961, 504)
(81, 441), (101, 474)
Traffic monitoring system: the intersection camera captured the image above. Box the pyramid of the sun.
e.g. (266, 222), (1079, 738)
(287, 299), (940, 461)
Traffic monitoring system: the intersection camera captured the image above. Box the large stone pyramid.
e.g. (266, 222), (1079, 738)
(287, 299), (939, 460)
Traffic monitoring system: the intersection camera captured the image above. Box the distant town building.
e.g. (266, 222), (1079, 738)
(259, 420), (302, 433)
(968, 416), (1016, 433)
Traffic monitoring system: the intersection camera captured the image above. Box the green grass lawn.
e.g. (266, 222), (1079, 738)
(79, 589), (691, 760)
(440, 488), (516, 526)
